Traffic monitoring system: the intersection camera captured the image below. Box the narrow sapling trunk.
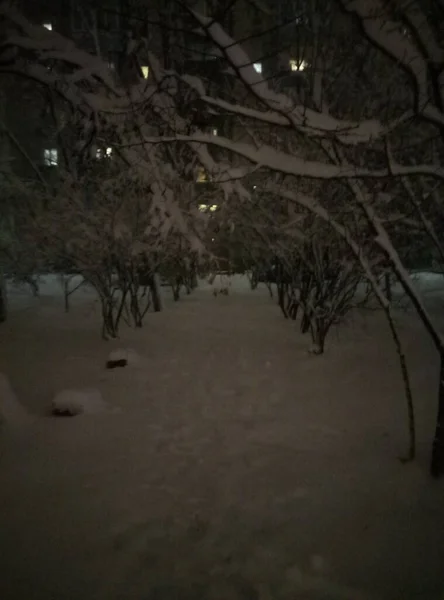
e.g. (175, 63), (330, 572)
(309, 321), (325, 355)
(249, 271), (259, 290)
(190, 267), (198, 289)
(431, 355), (444, 477)
(301, 311), (311, 334)
(277, 282), (288, 318)
(0, 269), (7, 323)
(172, 278), (181, 301)
(375, 234), (444, 475)
(150, 274), (162, 312)
(64, 279), (70, 313)
(384, 307), (416, 462)
(384, 271), (392, 303)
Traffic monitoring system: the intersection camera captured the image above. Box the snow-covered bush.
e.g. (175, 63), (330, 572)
(7, 163), (209, 338)
(276, 233), (362, 354)
(0, 177), (46, 300)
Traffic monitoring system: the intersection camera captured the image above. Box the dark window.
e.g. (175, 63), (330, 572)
(71, 1), (120, 31)
(97, 2), (120, 31)
(71, 0), (88, 30)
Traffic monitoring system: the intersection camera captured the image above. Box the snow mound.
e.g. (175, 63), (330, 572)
(0, 372), (32, 427)
(107, 348), (141, 368)
(51, 388), (107, 417)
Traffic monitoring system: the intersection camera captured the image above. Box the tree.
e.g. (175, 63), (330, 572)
(142, 0), (443, 472)
(0, 1), (215, 336)
(153, 0), (443, 474)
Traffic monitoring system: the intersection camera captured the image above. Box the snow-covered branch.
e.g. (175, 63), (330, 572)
(133, 133), (444, 182)
(339, 0), (444, 126)
(189, 9), (406, 146)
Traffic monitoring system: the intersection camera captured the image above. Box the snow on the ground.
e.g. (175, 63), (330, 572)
(0, 372), (33, 428)
(389, 270), (444, 313)
(107, 348), (142, 367)
(51, 388), (108, 416)
(0, 275), (444, 599)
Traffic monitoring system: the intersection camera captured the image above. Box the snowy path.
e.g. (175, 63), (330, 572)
(1, 280), (444, 599)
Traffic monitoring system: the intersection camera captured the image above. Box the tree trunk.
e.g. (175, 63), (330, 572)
(384, 258), (444, 475)
(384, 307), (416, 462)
(384, 271), (392, 303)
(172, 277), (181, 301)
(309, 319), (326, 355)
(0, 269), (7, 323)
(150, 273), (162, 312)
(301, 311), (311, 333)
(130, 290), (142, 327)
(64, 278), (70, 313)
(277, 282), (288, 318)
(431, 354), (444, 477)
(249, 271), (258, 290)
(190, 266), (198, 289)
(101, 300), (118, 340)
(287, 295), (299, 320)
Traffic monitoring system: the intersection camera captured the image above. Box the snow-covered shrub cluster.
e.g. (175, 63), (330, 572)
(2, 163), (207, 338)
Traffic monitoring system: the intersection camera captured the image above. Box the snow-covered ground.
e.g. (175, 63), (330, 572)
(1, 274), (444, 599)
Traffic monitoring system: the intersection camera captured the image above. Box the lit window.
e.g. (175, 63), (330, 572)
(141, 65), (149, 79)
(43, 22), (52, 30)
(43, 148), (58, 166)
(289, 59), (308, 72)
(253, 62), (262, 73)
(198, 204), (217, 212)
(108, 61), (115, 71)
(96, 147), (113, 159)
(211, 128), (218, 136)
(196, 168), (208, 183)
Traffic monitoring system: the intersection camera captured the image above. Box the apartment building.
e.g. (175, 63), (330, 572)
(1, 0), (310, 180)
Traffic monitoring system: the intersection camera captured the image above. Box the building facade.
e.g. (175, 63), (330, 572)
(1, 0), (311, 180)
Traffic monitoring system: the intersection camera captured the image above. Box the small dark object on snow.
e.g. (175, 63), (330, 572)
(51, 407), (77, 417)
(308, 344), (323, 355)
(213, 287), (229, 297)
(106, 358), (128, 369)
